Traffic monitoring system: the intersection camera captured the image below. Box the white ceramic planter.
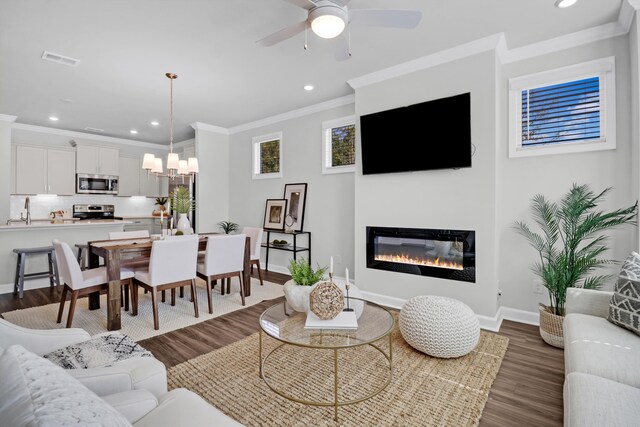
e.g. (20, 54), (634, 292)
(177, 213), (191, 234)
(283, 280), (317, 313)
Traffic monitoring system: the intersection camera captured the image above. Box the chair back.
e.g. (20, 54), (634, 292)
(203, 234), (246, 276)
(148, 235), (199, 285)
(242, 227), (263, 260)
(52, 239), (84, 290)
(108, 230), (150, 240)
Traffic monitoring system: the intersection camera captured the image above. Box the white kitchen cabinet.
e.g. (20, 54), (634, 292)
(76, 146), (119, 175)
(124, 217), (163, 235)
(118, 157), (140, 197)
(118, 156), (168, 197)
(15, 146), (75, 195)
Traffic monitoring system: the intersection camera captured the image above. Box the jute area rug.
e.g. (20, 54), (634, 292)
(1, 278), (283, 342)
(168, 314), (509, 426)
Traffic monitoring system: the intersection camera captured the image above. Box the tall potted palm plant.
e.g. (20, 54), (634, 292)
(170, 186), (196, 234)
(515, 184), (636, 348)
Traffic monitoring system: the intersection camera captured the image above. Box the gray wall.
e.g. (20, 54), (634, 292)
(354, 51), (500, 317)
(195, 128), (229, 232)
(497, 35), (637, 312)
(228, 104), (356, 276)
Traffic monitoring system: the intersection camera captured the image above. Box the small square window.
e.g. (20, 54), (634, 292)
(322, 116), (356, 174)
(509, 57), (615, 158)
(253, 132), (283, 179)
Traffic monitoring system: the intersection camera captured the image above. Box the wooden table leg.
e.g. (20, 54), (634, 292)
(106, 249), (122, 331)
(243, 236), (251, 297)
(88, 245), (101, 310)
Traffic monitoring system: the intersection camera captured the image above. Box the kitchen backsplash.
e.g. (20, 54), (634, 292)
(9, 195), (156, 220)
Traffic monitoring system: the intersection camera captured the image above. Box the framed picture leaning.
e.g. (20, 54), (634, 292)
(283, 183), (308, 232)
(263, 199), (288, 230)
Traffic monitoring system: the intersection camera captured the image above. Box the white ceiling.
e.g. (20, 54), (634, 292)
(0, 0), (623, 144)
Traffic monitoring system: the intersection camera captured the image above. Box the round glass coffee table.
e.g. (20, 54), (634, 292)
(259, 298), (394, 421)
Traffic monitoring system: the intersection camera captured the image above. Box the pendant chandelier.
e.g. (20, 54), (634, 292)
(142, 72), (198, 179)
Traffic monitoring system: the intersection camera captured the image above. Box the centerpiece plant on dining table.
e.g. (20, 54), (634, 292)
(170, 186), (196, 234)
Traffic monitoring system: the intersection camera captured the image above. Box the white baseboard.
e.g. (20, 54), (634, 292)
(359, 290), (539, 332)
(0, 278), (53, 295)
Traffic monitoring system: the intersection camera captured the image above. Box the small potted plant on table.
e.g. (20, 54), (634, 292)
(284, 258), (327, 312)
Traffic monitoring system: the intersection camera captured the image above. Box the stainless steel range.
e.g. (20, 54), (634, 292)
(73, 204), (123, 221)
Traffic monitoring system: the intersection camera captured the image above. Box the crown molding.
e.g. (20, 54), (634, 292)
(500, 21), (627, 64)
(618, 0), (639, 33)
(347, 34), (503, 90)
(228, 94), (355, 134)
(11, 123), (169, 150)
(172, 138), (195, 149)
(190, 122), (230, 135)
(0, 114), (17, 123)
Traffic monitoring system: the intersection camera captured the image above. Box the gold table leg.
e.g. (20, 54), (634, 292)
(259, 328), (263, 379)
(334, 348), (339, 422)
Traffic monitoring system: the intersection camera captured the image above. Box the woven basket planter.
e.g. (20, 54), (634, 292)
(538, 305), (564, 349)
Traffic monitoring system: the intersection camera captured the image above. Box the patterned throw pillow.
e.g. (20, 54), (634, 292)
(608, 252), (640, 336)
(44, 333), (152, 369)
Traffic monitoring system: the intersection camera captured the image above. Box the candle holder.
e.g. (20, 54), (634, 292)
(343, 281), (354, 312)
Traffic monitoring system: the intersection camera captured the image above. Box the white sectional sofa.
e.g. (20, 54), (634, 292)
(563, 288), (640, 427)
(0, 319), (244, 426)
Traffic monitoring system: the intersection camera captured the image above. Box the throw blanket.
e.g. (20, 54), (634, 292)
(43, 333), (152, 369)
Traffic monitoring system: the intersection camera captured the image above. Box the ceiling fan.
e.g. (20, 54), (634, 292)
(257, 0), (422, 60)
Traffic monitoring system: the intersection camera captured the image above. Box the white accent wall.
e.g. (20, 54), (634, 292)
(353, 51), (500, 318)
(227, 104), (356, 276)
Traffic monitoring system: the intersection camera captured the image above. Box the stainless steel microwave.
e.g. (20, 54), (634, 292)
(76, 174), (119, 195)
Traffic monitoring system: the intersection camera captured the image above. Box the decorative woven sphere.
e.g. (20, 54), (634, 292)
(399, 296), (480, 358)
(309, 281), (344, 320)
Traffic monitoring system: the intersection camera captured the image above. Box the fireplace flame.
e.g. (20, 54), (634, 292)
(374, 253), (463, 270)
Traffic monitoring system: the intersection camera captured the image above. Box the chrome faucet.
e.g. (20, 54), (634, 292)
(24, 197), (31, 225)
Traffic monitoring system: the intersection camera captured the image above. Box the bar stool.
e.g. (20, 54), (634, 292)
(13, 246), (60, 298)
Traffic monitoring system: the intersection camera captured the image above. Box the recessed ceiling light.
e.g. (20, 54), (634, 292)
(150, 121), (159, 126)
(130, 129), (138, 135)
(49, 116), (59, 121)
(555, 0), (578, 8)
(303, 84), (314, 91)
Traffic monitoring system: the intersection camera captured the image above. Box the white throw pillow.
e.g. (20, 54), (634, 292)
(0, 344), (132, 426)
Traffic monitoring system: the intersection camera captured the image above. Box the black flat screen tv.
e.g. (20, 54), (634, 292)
(359, 92), (472, 175)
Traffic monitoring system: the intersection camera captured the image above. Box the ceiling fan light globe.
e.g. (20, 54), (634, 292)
(309, 5), (346, 39)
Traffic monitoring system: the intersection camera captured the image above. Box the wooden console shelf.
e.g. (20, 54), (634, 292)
(261, 230), (311, 271)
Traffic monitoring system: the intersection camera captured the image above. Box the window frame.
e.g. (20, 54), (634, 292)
(508, 57), (616, 158)
(322, 115), (356, 175)
(252, 131), (283, 180)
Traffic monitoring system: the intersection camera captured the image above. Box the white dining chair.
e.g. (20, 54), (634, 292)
(108, 230), (150, 240)
(242, 227), (264, 286)
(196, 234), (247, 314)
(52, 239), (135, 328)
(132, 235), (200, 330)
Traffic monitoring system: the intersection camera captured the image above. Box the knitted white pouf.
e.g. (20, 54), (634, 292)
(399, 296), (480, 358)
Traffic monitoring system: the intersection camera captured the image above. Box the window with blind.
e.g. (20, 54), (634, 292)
(509, 57), (616, 158)
(252, 132), (283, 179)
(322, 116), (356, 174)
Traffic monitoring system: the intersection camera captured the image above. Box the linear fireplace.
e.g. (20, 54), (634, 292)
(366, 227), (476, 283)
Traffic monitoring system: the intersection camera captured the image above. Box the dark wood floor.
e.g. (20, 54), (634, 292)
(0, 270), (564, 426)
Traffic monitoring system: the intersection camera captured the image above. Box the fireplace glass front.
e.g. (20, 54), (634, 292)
(366, 227), (475, 283)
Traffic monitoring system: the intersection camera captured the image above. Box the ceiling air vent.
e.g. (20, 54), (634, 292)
(41, 51), (80, 67)
(83, 127), (104, 133)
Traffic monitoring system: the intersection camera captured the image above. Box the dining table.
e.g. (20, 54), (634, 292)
(86, 233), (252, 331)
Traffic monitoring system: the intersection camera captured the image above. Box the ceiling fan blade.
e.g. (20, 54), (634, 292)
(331, 33), (351, 61)
(257, 21), (308, 47)
(282, 0), (316, 10)
(348, 9), (422, 29)
(326, 0), (352, 6)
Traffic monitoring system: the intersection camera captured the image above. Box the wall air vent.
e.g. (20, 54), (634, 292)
(41, 51), (80, 67)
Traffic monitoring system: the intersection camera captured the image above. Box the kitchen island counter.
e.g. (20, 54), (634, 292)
(0, 221), (130, 294)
